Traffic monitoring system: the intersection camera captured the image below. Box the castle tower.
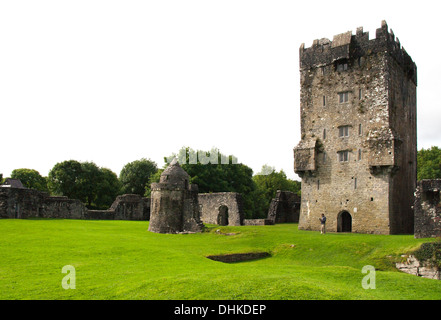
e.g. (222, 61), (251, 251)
(148, 159), (204, 233)
(294, 21), (417, 234)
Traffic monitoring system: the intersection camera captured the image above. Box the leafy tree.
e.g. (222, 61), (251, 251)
(10, 168), (48, 192)
(119, 158), (158, 196)
(417, 146), (441, 180)
(95, 168), (122, 209)
(48, 160), (121, 209)
(79, 162), (102, 207)
(48, 160), (84, 200)
(162, 147), (259, 218)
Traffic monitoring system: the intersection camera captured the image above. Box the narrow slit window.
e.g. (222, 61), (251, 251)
(323, 128), (326, 140)
(354, 178), (357, 189)
(358, 149), (362, 160)
(323, 95), (326, 107)
(359, 124), (362, 135)
(359, 89), (362, 99)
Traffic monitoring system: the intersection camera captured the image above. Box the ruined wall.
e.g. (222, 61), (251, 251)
(0, 187), (149, 221)
(0, 188), (87, 219)
(294, 21), (417, 234)
(414, 180), (441, 239)
(198, 193), (244, 226)
(267, 191), (300, 223)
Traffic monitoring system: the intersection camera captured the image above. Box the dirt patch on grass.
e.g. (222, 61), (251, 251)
(206, 252), (270, 263)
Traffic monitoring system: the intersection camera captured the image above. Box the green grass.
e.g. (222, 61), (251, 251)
(0, 219), (440, 300)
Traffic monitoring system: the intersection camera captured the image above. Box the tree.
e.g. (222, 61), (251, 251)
(48, 160), (84, 200)
(95, 168), (122, 209)
(48, 160), (121, 209)
(10, 168), (48, 192)
(417, 146), (441, 180)
(162, 147), (260, 218)
(119, 158), (158, 196)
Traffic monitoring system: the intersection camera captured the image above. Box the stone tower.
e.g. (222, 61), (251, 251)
(148, 159), (204, 234)
(294, 21), (417, 234)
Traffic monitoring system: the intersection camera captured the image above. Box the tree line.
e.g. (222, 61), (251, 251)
(0, 147), (300, 218)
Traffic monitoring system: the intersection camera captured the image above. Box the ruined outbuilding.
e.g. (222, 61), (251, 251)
(294, 21), (417, 234)
(198, 192), (244, 226)
(148, 159), (204, 233)
(414, 179), (441, 239)
(267, 191), (300, 223)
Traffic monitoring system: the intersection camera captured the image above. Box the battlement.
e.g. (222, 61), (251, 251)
(300, 20), (417, 85)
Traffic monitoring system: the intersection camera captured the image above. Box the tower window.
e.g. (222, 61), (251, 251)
(323, 128), (326, 140)
(336, 62), (348, 72)
(323, 95), (326, 107)
(358, 149), (362, 160)
(338, 92), (349, 103)
(359, 89), (362, 99)
(338, 126), (349, 137)
(359, 124), (362, 135)
(354, 178), (357, 189)
(338, 150), (349, 162)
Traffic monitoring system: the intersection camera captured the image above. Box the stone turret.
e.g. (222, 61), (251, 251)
(148, 159), (204, 234)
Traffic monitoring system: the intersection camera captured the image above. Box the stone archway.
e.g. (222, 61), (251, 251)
(337, 211), (352, 232)
(217, 205), (229, 226)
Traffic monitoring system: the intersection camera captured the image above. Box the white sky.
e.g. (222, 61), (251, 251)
(1, 0), (440, 180)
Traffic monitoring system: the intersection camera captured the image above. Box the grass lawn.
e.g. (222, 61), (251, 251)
(0, 219), (440, 300)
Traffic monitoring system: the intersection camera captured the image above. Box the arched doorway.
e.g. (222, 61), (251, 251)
(337, 211), (352, 232)
(217, 205), (229, 226)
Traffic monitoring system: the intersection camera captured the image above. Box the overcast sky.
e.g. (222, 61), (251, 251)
(1, 0), (439, 180)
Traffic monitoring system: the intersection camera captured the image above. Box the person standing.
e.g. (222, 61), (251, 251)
(319, 214), (326, 234)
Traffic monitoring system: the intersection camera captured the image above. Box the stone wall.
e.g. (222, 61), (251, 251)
(0, 186), (150, 221)
(0, 187), (87, 219)
(198, 192), (244, 226)
(414, 179), (441, 239)
(267, 191), (300, 223)
(243, 219), (274, 226)
(396, 255), (440, 280)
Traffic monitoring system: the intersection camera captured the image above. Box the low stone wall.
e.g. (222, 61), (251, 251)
(243, 219), (274, 226)
(396, 255), (440, 280)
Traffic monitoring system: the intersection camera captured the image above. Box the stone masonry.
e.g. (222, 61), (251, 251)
(294, 21), (417, 234)
(267, 190), (300, 223)
(149, 159), (204, 233)
(198, 192), (244, 226)
(414, 179), (441, 239)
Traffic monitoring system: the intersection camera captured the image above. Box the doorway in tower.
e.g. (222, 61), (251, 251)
(337, 211), (352, 232)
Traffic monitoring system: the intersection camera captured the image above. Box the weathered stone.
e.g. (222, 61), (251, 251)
(294, 21), (417, 235)
(148, 159), (204, 233)
(267, 190), (300, 223)
(396, 255), (440, 280)
(198, 192), (244, 226)
(414, 179), (441, 239)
